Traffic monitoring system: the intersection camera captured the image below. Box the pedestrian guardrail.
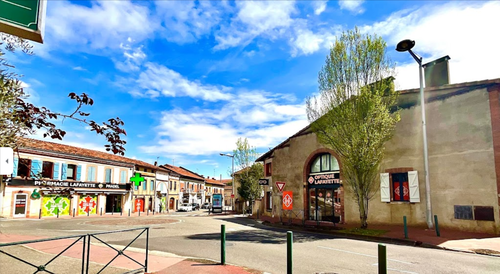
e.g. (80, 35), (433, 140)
(0, 227), (150, 274)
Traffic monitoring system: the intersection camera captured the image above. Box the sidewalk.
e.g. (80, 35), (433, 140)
(261, 218), (500, 256)
(0, 234), (260, 274)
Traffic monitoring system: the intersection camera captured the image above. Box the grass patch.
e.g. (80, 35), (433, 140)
(338, 228), (388, 237)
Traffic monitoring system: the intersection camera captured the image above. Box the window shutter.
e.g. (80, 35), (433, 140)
(76, 166), (82, 181)
(91, 167), (96, 182)
(408, 171), (420, 203)
(31, 160), (41, 178)
(13, 158), (18, 177)
(151, 180), (155, 191)
(61, 163), (67, 180)
(53, 163), (60, 180)
(120, 170), (126, 184)
(105, 169), (111, 183)
(380, 173), (390, 202)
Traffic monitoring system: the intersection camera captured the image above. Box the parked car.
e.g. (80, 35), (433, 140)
(191, 203), (200, 211)
(178, 203), (192, 212)
(201, 202), (210, 209)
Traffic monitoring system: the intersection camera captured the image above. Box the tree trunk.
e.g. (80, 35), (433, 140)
(358, 194), (369, 229)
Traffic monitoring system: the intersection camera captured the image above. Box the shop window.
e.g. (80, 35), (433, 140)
(310, 154), (339, 173)
(380, 171), (420, 203)
(266, 191), (272, 210)
(454, 205), (495, 221)
(87, 166), (96, 182)
(17, 159), (31, 178)
(67, 164), (77, 180)
(265, 162), (272, 176)
(42, 161), (54, 179)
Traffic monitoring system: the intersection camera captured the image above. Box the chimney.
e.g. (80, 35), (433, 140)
(422, 55), (451, 88)
(154, 161), (157, 166)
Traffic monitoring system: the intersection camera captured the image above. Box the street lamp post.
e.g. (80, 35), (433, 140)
(220, 153), (235, 211)
(396, 39), (433, 229)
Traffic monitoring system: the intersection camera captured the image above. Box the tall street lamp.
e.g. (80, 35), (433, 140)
(220, 153), (235, 211)
(396, 39), (433, 229)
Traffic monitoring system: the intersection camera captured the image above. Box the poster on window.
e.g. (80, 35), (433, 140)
(42, 195), (70, 217)
(79, 195), (97, 215)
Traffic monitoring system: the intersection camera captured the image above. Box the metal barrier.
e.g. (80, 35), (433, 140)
(86, 227), (149, 274)
(281, 210), (305, 226)
(0, 227), (150, 274)
(0, 234), (87, 274)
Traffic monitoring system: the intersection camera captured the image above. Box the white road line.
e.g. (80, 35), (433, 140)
(318, 246), (413, 265)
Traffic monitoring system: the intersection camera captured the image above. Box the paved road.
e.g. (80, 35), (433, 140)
(1, 212), (499, 274)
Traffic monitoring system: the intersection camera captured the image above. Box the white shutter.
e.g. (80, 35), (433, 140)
(380, 173), (390, 202)
(408, 171), (420, 203)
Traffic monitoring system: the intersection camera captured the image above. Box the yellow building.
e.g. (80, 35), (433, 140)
(131, 163), (160, 213)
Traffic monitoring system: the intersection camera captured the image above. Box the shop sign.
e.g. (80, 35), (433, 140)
(307, 173), (340, 185)
(213, 194), (223, 208)
(9, 178), (130, 190)
(258, 179), (269, 185)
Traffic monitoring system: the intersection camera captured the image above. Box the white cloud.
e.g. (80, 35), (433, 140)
(214, 1), (297, 50)
(134, 62), (233, 101)
(73, 66), (87, 71)
(20, 81), (40, 105)
(313, 1), (328, 15)
(361, 1), (500, 89)
(155, 1), (225, 44)
(115, 42), (147, 72)
(138, 90), (308, 156)
(339, 0), (365, 14)
(46, 0), (156, 51)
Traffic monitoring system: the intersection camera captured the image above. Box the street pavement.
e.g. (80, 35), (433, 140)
(1, 210), (500, 274)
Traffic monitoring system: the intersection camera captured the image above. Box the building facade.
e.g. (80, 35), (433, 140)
(155, 166), (169, 213)
(204, 177), (225, 204)
(131, 163), (159, 213)
(256, 78), (500, 234)
(1, 138), (134, 218)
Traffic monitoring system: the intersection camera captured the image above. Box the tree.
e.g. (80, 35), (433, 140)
(306, 27), (400, 228)
(233, 137), (263, 213)
(0, 33), (127, 156)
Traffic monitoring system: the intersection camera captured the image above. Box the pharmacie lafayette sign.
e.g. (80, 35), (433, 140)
(9, 178), (130, 190)
(307, 173), (340, 185)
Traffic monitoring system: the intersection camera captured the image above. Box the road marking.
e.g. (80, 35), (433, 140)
(317, 246), (412, 265)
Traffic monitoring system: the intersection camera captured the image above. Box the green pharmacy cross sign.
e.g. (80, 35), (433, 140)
(0, 0), (47, 43)
(130, 172), (145, 187)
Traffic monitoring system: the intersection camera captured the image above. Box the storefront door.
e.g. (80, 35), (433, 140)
(106, 195), (122, 213)
(169, 198), (175, 210)
(309, 187), (340, 222)
(13, 193), (28, 218)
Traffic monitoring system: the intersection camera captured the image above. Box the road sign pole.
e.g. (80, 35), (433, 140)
(287, 231), (293, 274)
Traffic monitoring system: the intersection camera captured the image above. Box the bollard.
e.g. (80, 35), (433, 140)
(73, 208), (75, 218)
(378, 244), (387, 274)
(100, 208), (102, 216)
(434, 215), (440, 237)
(221, 224), (226, 265)
(57, 207), (59, 218)
(121, 208), (123, 216)
(129, 209), (131, 217)
(112, 210), (113, 216)
(39, 208), (41, 219)
(87, 209), (89, 217)
(403, 216), (408, 239)
(257, 209), (260, 220)
(287, 231), (293, 274)
(139, 210), (141, 217)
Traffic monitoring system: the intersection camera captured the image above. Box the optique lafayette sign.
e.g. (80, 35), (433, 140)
(307, 173), (340, 185)
(9, 179), (130, 190)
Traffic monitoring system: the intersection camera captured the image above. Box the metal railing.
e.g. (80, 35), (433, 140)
(0, 227), (150, 274)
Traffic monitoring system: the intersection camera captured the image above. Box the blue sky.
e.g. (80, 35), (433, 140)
(6, 0), (500, 178)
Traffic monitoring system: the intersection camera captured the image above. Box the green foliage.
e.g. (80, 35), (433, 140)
(233, 138), (263, 211)
(306, 27), (400, 228)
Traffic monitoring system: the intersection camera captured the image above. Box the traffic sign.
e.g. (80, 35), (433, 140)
(231, 194), (235, 198)
(276, 181), (286, 192)
(282, 191), (293, 210)
(0, 0), (47, 43)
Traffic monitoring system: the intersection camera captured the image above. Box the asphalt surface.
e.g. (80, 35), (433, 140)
(1, 211), (500, 274)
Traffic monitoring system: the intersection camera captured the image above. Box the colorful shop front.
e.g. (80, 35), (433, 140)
(0, 138), (135, 218)
(131, 162), (160, 213)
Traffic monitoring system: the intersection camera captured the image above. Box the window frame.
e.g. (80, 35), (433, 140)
(67, 164), (77, 180)
(17, 158), (32, 178)
(391, 172), (410, 202)
(42, 161), (54, 179)
(265, 162), (272, 177)
(310, 153), (339, 174)
(104, 168), (112, 183)
(87, 166), (97, 182)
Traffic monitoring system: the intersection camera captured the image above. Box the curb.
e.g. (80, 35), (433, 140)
(260, 221), (500, 257)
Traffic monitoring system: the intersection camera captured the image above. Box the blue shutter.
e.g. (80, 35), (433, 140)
(30, 160), (41, 178)
(13, 158), (18, 177)
(143, 180), (147, 190)
(61, 163), (67, 180)
(53, 163), (60, 180)
(91, 167), (96, 182)
(76, 165), (82, 181)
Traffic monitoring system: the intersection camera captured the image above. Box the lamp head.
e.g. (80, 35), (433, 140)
(396, 39), (415, 52)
